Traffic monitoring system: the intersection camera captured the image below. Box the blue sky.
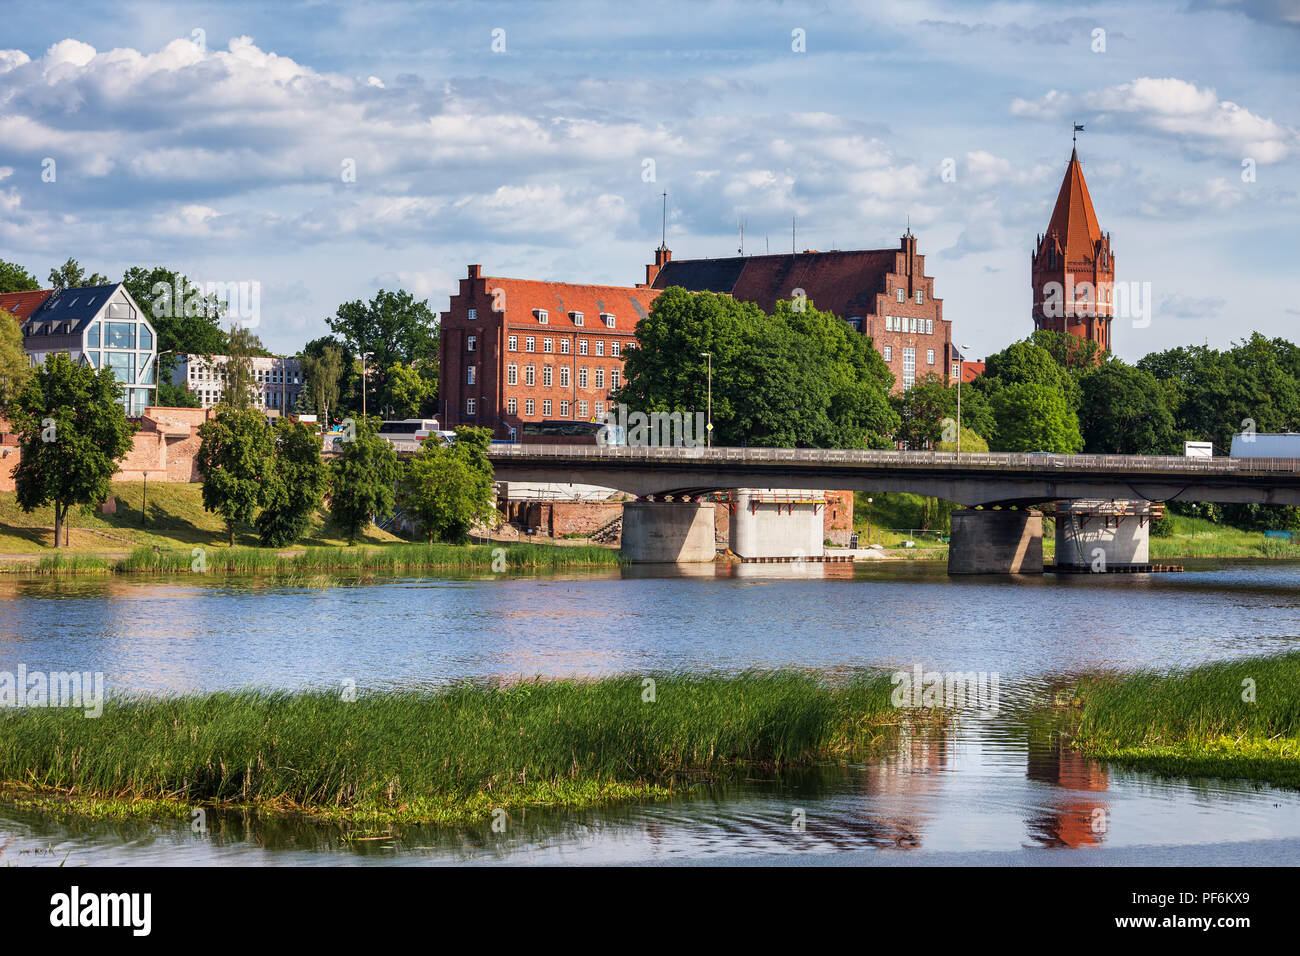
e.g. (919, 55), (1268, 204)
(0, 0), (1296, 361)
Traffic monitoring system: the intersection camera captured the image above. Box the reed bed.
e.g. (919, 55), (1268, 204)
(10, 542), (621, 577)
(1062, 652), (1300, 788)
(0, 672), (943, 824)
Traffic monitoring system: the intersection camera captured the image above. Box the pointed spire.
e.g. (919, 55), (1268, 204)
(1044, 147), (1102, 262)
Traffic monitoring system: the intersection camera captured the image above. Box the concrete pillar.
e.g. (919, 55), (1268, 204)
(948, 508), (1043, 575)
(1054, 500), (1151, 569)
(730, 489), (826, 560)
(621, 501), (717, 563)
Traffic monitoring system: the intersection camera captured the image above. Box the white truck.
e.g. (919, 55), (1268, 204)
(1229, 433), (1300, 458)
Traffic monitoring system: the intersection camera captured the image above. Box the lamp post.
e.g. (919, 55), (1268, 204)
(361, 351), (374, 419)
(699, 351), (712, 448)
(866, 497), (873, 545)
(956, 342), (971, 458)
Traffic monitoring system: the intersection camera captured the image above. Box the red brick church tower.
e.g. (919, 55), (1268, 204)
(1031, 144), (1114, 352)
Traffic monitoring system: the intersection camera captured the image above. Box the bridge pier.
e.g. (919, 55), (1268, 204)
(948, 508), (1044, 575)
(1054, 499), (1152, 570)
(620, 500), (716, 563)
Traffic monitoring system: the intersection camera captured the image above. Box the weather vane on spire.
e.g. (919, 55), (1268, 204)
(1073, 122), (1085, 146)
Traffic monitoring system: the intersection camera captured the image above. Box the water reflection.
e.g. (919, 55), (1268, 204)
(3, 560), (1300, 862)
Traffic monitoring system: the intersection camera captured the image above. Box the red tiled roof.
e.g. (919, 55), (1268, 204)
(961, 360), (985, 384)
(1044, 148), (1103, 262)
(652, 250), (899, 318)
(0, 288), (53, 321)
(474, 277), (659, 330)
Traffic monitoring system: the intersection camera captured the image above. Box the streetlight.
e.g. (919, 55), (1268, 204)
(866, 496), (873, 546)
(956, 343), (971, 459)
(361, 351), (374, 419)
(699, 351), (712, 448)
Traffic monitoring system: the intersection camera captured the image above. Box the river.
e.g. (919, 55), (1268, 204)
(2, 560), (1299, 865)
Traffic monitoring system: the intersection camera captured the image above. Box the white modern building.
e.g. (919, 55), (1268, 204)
(5, 283), (159, 416)
(173, 353), (303, 412)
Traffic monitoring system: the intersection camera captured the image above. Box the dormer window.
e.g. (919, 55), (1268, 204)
(570, 311), (584, 326)
(535, 309), (548, 324)
(601, 312), (615, 329)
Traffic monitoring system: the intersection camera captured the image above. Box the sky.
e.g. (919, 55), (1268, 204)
(0, 0), (1296, 361)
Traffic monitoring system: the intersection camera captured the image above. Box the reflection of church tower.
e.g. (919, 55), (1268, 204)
(1031, 146), (1114, 353)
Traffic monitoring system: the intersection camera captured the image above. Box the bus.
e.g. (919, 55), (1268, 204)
(377, 419), (443, 447)
(519, 420), (622, 445)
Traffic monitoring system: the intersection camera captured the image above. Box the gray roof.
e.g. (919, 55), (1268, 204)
(21, 284), (126, 353)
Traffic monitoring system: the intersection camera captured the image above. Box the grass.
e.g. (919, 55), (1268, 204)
(1149, 513), (1300, 559)
(0, 672), (945, 826)
(1058, 652), (1300, 789)
(0, 483), (403, 554)
(8, 542), (621, 576)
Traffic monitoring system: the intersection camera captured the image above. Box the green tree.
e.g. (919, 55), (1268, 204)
(989, 382), (1083, 453)
(155, 381), (202, 408)
(1029, 329), (1103, 372)
(0, 259), (40, 293)
(328, 290), (439, 416)
(121, 266), (228, 379)
(222, 325), (263, 410)
(256, 419), (328, 547)
(0, 309), (34, 410)
(397, 426), (497, 542)
(892, 374), (992, 449)
(328, 417), (400, 543)
(300, 344), (344, 425)
(196, 405), (275, 545)
(48, 257), (108, 289)
(1077, 362), (1176, 454)
(386, 360), (437, 418)
(977, 339), (1081, 412)
(12, 354), (138, 547)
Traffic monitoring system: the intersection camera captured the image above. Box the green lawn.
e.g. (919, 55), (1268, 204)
(0, 482), (403, 554)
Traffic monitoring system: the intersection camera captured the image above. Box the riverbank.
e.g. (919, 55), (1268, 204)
(0, 541), (620, 576)
(1059, 653), (1300, 790)
(0, 673), (945, 825)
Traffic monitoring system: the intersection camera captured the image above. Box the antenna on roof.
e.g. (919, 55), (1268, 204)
(659, 192), (668, 250)
(765, 234), (770, 255)
(792, 216), (796, 255)
(737, 215), (747, 255)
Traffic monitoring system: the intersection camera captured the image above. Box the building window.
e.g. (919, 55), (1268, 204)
(915, 290), (924, 304)
(526, 336), (535, 352)
(467, 366), (476, 385)
(543, 399), (552, 416)
(883, 346), (893, 362)
(559, 366), (570, 388)
(507, 397), (517, 414)
(926, 319), (933, 335)
(467, 335), (477, 352)
(902, 347), (916, 389)
(927, 349), (935, 365)
(468, 308), (477, 320)
(525, 365), (536, 386)
(543, 365), (552, 387)
(535, 309), (548, 323)
(507, 364), (517, 385)
(525, 399), (535, 416)
(508, 335), (517, 351)
(595, 368), (605, 388)
(559, 401), (570, 417)
(570, 311), (584, 326)
(896, 289), (905, 303)
(560, 340), (571, 355)
(578, 367), (588, 389)
(601, 313), (615, 328)
(952, 362), (960, 379)
(543, 338), (553, 353)
(579, 340), (588, 356)
(610, 368), (620, 390)
(595, 402), (605, 418)
(578, 400), (589, 419)
(611, 342), (620, 357)
(595, 340), (604, 356)
(466, 398), (476, 415)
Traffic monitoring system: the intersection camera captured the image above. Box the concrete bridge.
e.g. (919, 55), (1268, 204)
(476, 444), (1300, 571)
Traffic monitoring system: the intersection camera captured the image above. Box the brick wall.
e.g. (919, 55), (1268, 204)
(502, 498), (623, 537)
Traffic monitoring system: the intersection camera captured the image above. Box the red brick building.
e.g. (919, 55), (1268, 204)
(438, 265), (659, 438)
(645, 232), (955, 392)
(1031, 147), (1114, 351)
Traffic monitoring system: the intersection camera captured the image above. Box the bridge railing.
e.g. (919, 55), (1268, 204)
(485, 443), (1300, 475)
